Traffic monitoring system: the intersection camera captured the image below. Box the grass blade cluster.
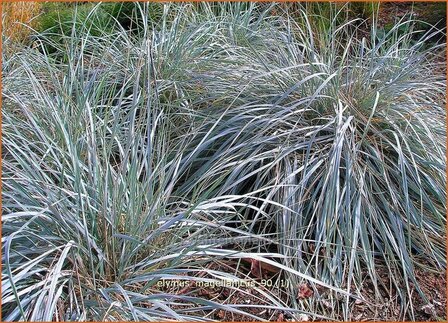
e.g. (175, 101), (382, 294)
(2, 3), (446, 321)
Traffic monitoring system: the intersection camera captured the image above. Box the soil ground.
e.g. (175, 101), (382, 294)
(156, 258), (446, 321)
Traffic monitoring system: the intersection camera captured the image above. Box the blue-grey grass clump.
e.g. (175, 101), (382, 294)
(2, 2), (446, 321)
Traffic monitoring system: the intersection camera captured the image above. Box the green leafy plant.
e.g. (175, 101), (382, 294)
(34, 3), (122, 55)
(101, 2), (163, 30)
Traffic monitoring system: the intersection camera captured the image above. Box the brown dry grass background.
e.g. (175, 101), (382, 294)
(2, 2), (41, 42)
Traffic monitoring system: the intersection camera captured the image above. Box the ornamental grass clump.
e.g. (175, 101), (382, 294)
(2, 3), (446, 321)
